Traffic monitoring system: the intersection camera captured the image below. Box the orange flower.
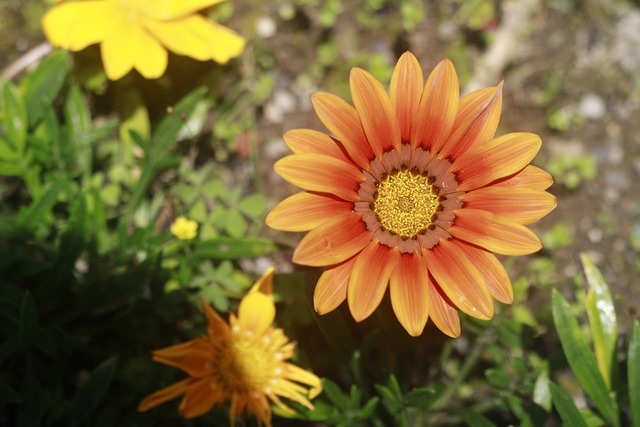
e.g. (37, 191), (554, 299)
(266, 52), (556, 337)
(138, 267), (322, 425)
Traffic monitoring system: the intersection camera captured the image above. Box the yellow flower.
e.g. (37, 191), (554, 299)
(170, 216), (198, 240)
(42, 0), (245, 80)
(138, 267), (322, 425)
(266, 52), (556, 337)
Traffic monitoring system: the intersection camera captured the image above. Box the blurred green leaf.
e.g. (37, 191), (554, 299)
(485, 368), (511, 390)
(224, 208), (247, 238)
(404, 387), (436, 408)
(17, 178), (64, 229)
(69, 356), (118, 426)
(533, 368), (552, 412)
(238, 193), (266, 219)
(193, 237), (278, 259)
(21, 50), (69, 127)
(549, 381), (589, 427)
(630, 321), (640, 427)
(322, 379), (350, 409)
(552, 290), (619, 426)
(457, 408), (499, 427)
(2, 80), (27, 153)
(581, 253), (618, 391)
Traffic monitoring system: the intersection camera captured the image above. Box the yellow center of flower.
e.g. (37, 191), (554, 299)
(217, 338), (274, 392)
(373, 170), (439, 238)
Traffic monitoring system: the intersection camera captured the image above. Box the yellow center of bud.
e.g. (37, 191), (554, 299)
(217, 339), (273, 392)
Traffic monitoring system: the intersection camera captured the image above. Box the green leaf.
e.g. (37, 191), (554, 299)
(457, 408), (499, 427)
(2, 80), (27, 153)
(551, 290), (619, 426)
(193, 237), (278, 259)
(532, 368), (552, 412)
(224, 208), (247, 238)
(629, 321), (640, 427)
(21, 50), (69, 127)
(581, 252), (618, 391)
(238, 193), (266, 219)
(485, 368), (511, 390)
(403, 387), (436, 408)
(17, 178), (64, 229)
(549, 381), (589, 427)
(70, 356), (118, 425)
(64, 84), (93, 175)
(322, 379), (350, 409)
(356, 397), (379, 419)
(18, 292), (38, 352)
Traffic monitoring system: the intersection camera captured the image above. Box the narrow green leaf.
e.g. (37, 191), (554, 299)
(193, 237), (278, 259)
(17, 179), (64, 229)
(581, 252), (618, 391)
(549, 381), (589, 427)
(403, 387), (436, 408)
(21, 50), (69, 126)
(629, 321), (640, 427)
(457, 409), (499, 427)
(485, 368), (511, 390)
(2, 80), (27, 153)
(150, 86), (207, 163)
(322, 379), (350, 410)
(532, 368), (552, 412)
(552, 290), (619, 426)
(70, 356), (118, 425)
(64, 84), (93, 175)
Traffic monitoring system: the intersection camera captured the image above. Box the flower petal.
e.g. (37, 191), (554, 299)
(411, 59), (459, 151)
(311, 92), (375, 170)
(438, 83), (503, 160)
(425, 238), (494, 320)
(350, 67), (402, 157)
(293, 211), (372, 266)
(426, 278), (461, 338)
(492, 165), (554, 191)
(449, 208), (542, 255)
(238, 292), (275, 336)
(152, 337), (213, 377)
(389, 252), (429, 336)
(101, 22), (167, 79)
(284, 363), (323, 398)
(453, 132), (542, 191)
(42, 1), (119, 51)
(249, 266), (274, 296)
(390, 52), (424, 143)
(283, 129), (351, 163)
(138, 377), (192, 412)
(145, 16), (245, 64)
(460, 186), (557, 224)
(266, 191), (353, 232)
(200, 298), (230, 340)
(455, 242), (513, 304)
(179, 378), (224, 418)
(274, 153), (364, 202)
(348, 241), (397, 322)
(314, 256), (357, 314)
(147, 0), (224, 19)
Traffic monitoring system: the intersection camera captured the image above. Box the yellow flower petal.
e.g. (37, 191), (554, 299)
(101, 22), (167, 80)
(144, 15), (245, 64)
(238, 292), (275, 336)
(249, 266), (275, 296)
(42, 1), (119, 51)
(146, 0), (224, 20)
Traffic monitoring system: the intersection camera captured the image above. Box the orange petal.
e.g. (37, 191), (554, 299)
(200, 298), (230, 340)
(293, 211), (372, 266)
(348, 241), (397, 322)
(179, 378), (224, 419)
(311, 92), (375, 170)
(426, 278), (461, 338)
(350, 67), (401, 157)
(453, 132), (542, 192)
(138, 377), (192, 412)
(425, 238), (494, 320)
(389, 252), (429, 336)
(411, 59), (460, 151)
(266, 191), (353, 232)
(449, 209), (542, 255)
(460, 186), (557, 224)
(455, 242), (513, 304)
(274, 153), (364, 202)
(283, 129), (351, 163)
(152, 337), (213, 377)
(492, 165), (554, 191)
(438, 83), (502, 160)
(314, 256), (357, 314)
(390, 52), (424, 143)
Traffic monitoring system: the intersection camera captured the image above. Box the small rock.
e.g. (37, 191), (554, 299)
(578, 93), (606, 120)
